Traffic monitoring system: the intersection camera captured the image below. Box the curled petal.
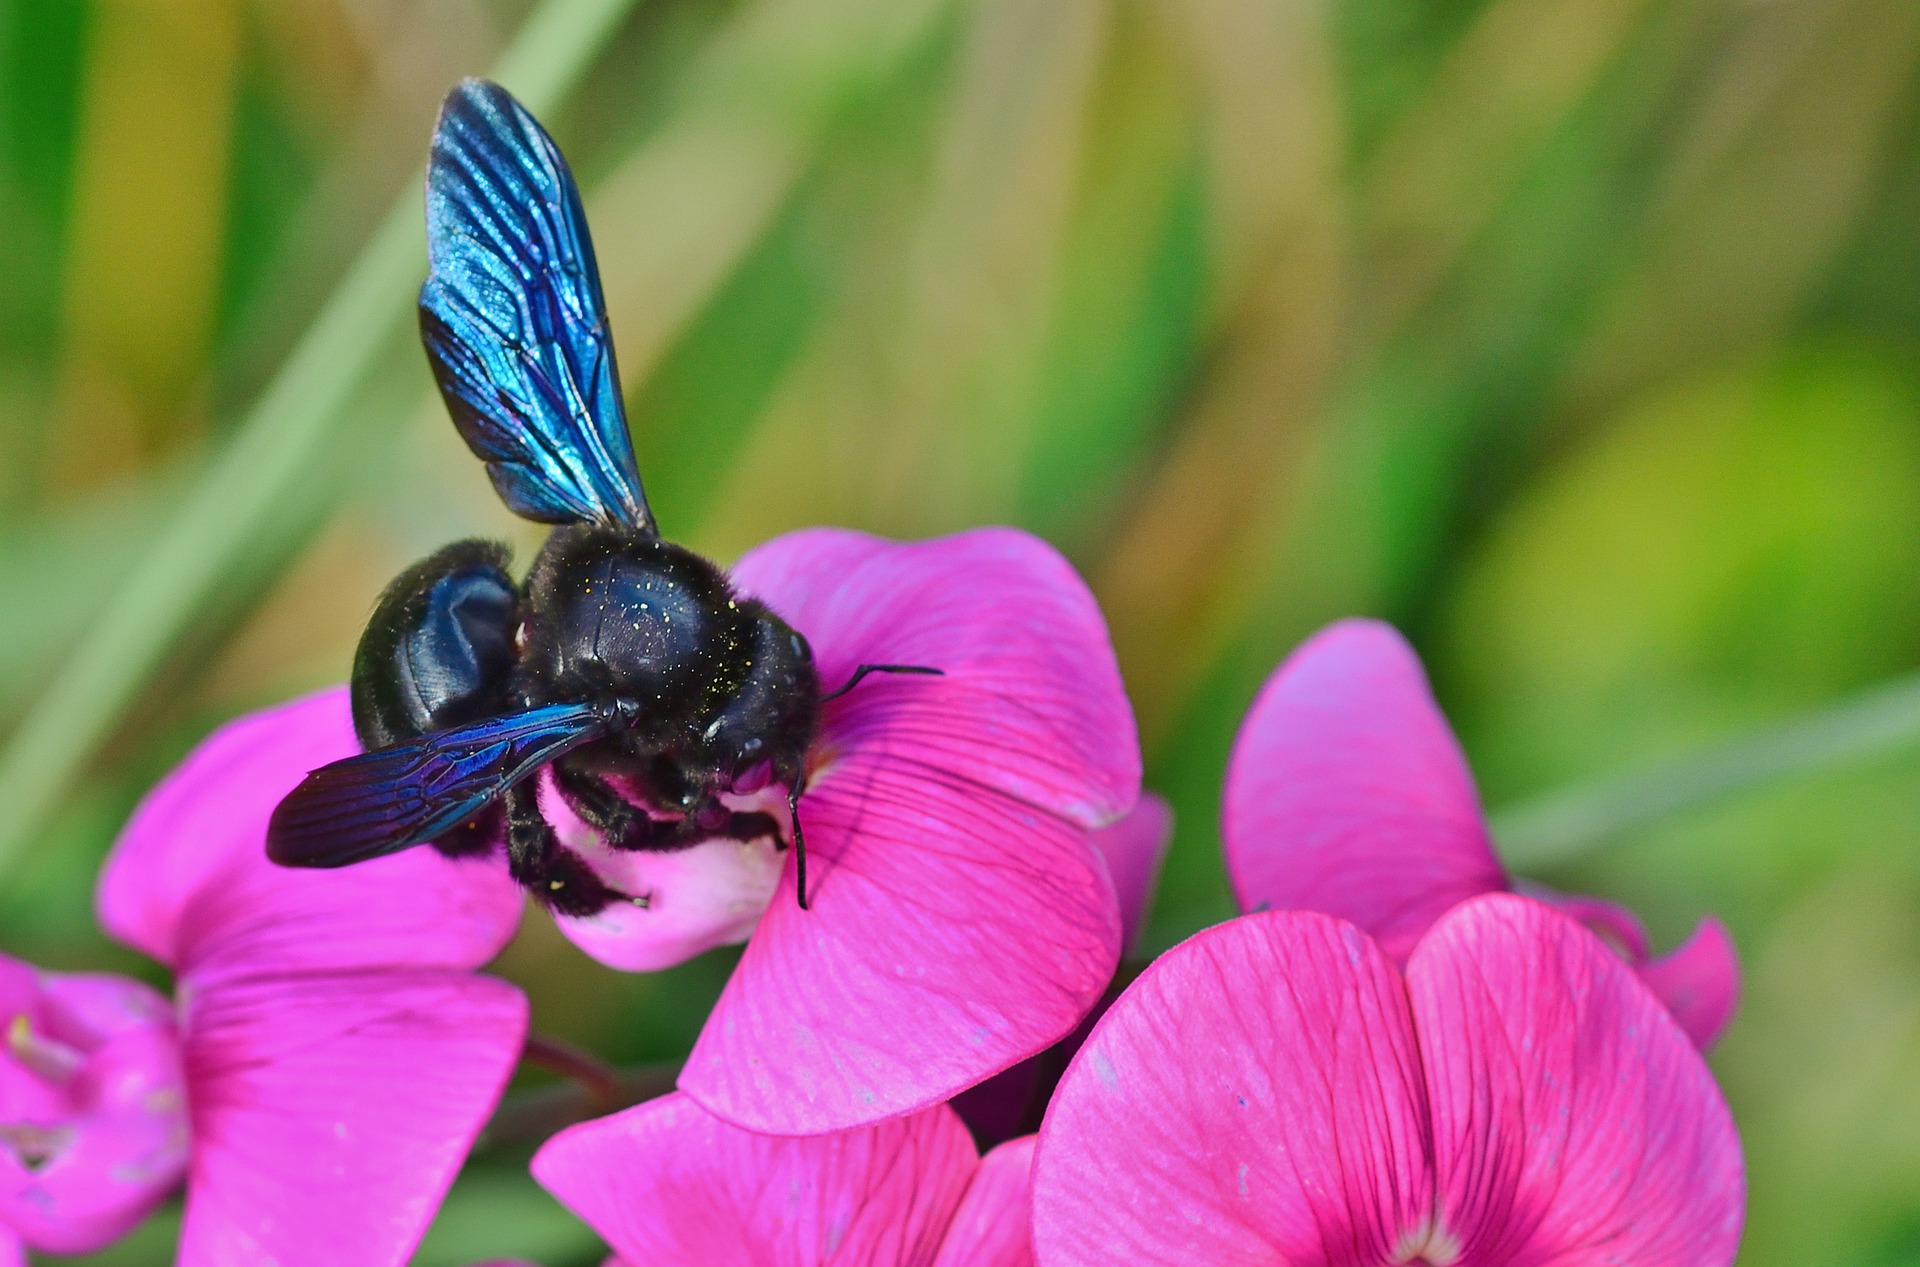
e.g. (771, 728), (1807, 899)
(98, 689), (524, 981)
(1223, 620), (1505, 960)
(178, 970), (527, 1267)
(1409, 894), (1744, 1266)
(681, 528), (1138, 1133)
(1639, 916), (1741, 1051)
(545, 774), (782, 972)
(933, 1136), (1036, 1267)
(1088, 794), (1173, 956)
(1521, 884), (1653, 962)
(532, 1093), (978, 1267)
(1032, 912), (1433, 1267)
(0, 961), (187, 1255)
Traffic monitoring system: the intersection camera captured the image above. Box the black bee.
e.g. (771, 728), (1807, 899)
(265, 80), (933, 914)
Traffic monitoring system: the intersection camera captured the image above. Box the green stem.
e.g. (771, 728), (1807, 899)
(1491, 670), (1920, 869)
(0, 0), (639, 884)
(478, 1060), (680, 1153)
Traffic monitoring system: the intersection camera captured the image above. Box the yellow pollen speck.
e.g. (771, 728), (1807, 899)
(549, 880), (564, 890)
(6, 1013), (29, 1056)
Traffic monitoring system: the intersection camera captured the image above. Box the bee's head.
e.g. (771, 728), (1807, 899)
(692, 602), (819, 794)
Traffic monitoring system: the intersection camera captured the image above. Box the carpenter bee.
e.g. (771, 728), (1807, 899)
(265, 79), (933, 913)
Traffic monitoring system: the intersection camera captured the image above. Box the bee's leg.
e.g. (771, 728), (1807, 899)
(553, 757), (778, 852)
(786, 772), (810, 912)
(818, 663), (943, 703)
(503, 780), (627, 916)
(550, 757), (646, 840)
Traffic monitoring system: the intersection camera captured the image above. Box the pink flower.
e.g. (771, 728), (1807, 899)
(0, 690), (529, 1265)
(1087, 792), (1174, 959)
(1031, 893), (1745, 1266)
(554, 528), (1140, 1134)
(532, 1091), (1036, 1266)
(952, 795), (1173, 1145)
(1225, 618), (1739, 1047)
(0, 965), (186, 1253)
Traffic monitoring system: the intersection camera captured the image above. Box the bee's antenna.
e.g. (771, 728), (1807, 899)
(819, 663), (943, 704)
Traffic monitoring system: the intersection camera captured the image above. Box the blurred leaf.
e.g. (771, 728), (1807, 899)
(0, 0), (88, 350)
(629, 179), (831, 533)
(862, 0), (1109, 532)
(0, 470), (183, 721)
(1493, 668), (1920, 869)
(1811, 70), (1920, 344)
(411, 1168), (604, 1267)
(45, 1201), (182, 1265)
(1563, 0), (1920, 413)
(53, 0), (241, 488)
(1089, 0), (1345, 748)
(1446, 347), (1920, 802)
(693, 0), (1108, 546)
(217, 43), (324, 354)
(1717, 863), (1920, 1267)
(1353, 0), (1662, 340)
(1014, 1), (1205, 548)
(590, 0), (963, 393)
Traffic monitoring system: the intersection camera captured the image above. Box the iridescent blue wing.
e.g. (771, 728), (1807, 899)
(419, 79), (653, 532)
(266, 703), (616, 868)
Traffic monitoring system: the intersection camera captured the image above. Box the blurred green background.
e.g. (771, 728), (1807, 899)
(4, 0), (1920, 1261)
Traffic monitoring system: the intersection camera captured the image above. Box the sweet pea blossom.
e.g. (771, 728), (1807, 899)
(1225, 618), (1739, 1047)
(1, 690), (528, 1265)
(953, 794), (1172, 1146)
(0, 964), (185, 1254)
(533, 1092), (1036, 1266)
(1032, 894), (1745, 1266)
(545, 527), (1140, 1133)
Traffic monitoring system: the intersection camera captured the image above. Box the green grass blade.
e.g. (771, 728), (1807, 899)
(0, 0), (640, 884)
(1493, 670), (1920, 869)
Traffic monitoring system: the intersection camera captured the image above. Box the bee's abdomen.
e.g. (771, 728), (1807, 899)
(351, 539), (521, 750)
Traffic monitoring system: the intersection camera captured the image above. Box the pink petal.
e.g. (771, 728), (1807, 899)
(1030, 912), (1433, 1266)
(681, 528), (1137, 1133)
(547, 776), (782, 972)
(932, 1136), (1035, 1267)
(730, 528), (1140, 829)
(532, 1093), (978, 1266)
(1087, 794), (1173, 956)
(1639, 916), (1741, 1051)
(98, 688), (524, 982)
(0, 1225), (21, 1267)
(0, 961), (188, 1255)
(177, 970), (527, 1267)
(1520, 883), (1653, 962)
(681, 743), (1120, 1133)
(1223, 619), (1506, 961)
(1408, 894), (1744, 1266)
